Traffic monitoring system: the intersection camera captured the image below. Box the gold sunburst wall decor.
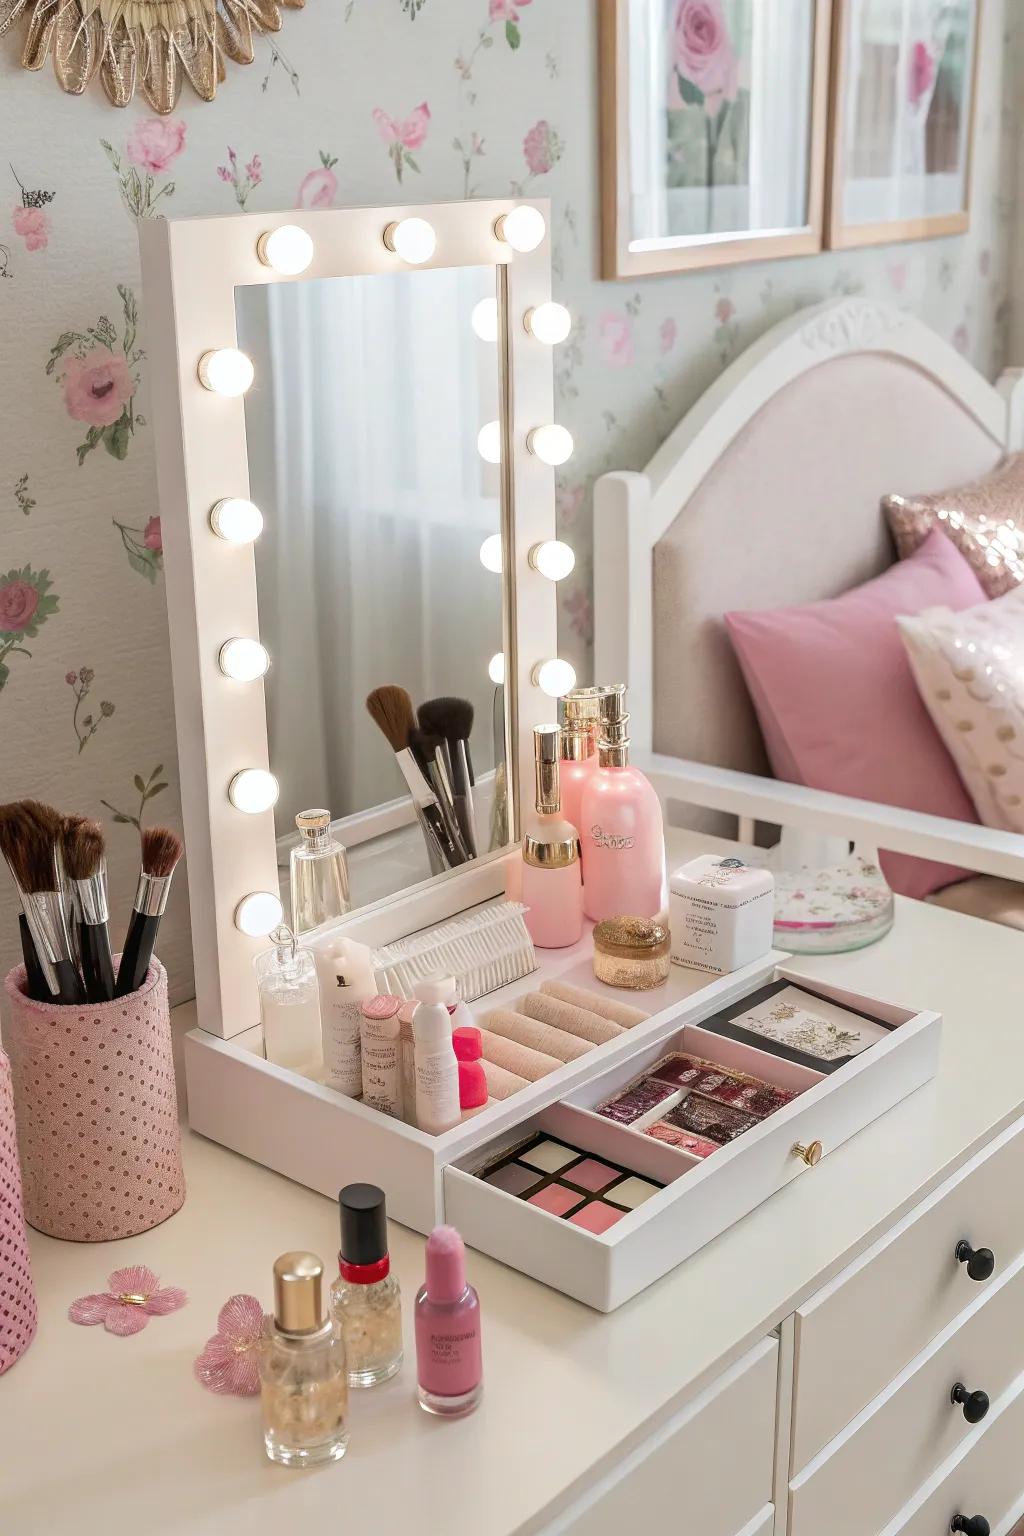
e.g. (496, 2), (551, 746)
(0, 0), (306, 113)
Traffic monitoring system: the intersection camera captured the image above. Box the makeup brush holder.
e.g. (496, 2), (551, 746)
(2, 959), (185, 1241)
(0, 1045), (36, 1373)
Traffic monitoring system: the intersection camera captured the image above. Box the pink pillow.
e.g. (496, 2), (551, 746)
(725, 528), (986, 899)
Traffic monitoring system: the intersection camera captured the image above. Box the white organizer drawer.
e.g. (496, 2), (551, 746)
(881, 1368), (1024, 1536)
(540, 1338), (777, 1536)
(792, 1114), (1024, 1470)
(789, 1251), (1024, 1536)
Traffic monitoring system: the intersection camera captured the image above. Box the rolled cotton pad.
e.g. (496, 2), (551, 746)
(482, 1008), (593, 1063)
(540, 978), (649, 1028)
(480, 1059), (529, 1100)
(569, 1202), (624, 1234)
(477, 1029), (561, 1081)
(518, 992), (625, 1046)
(519, 1139), (579, 1174)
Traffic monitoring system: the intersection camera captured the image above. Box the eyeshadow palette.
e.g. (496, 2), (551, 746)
(595, 1075), (676, 1125)
(594, 1052), (800, 1157)
(477, 1135), (664, 1233)
(660, 1093), (760, 1143)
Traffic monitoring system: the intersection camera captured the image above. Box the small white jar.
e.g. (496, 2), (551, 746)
(669, 855), (774, 974)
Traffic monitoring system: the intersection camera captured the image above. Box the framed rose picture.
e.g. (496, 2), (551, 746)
(827, 0), (982, 248)
(599, 0), (833, 277)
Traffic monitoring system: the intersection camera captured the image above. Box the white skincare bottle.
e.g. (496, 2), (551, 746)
(412, 978), (461, 1136)
(254, 926), (323, 1077)
(417, 974), (475, 1034)
(310, 932), (377, 1097)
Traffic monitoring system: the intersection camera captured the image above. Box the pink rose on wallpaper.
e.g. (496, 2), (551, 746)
(523, 119), (562, 177)
(556, 482), (586, 525)
(599, 311), (635, 368)
(674, 0), (738, 112)
(13, 205), (49, 251)
(127, 118), (186, 174)
(660, 316), (678, 354)
(373, 102), (431, 150)
(715, 296), (735, 324)
(0, 579), (39, 632)
(908, 41), (936, 108)
(62, 350), (134, 428)
(489, 0), (532, 18)
(144, 516), (162, 552)
(297, 151), (339, 209)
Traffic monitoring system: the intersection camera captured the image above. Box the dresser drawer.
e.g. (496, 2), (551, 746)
(789, 1253), (1024, 1536)
(881, 1368), (1024, 1536)
(792, 1115), (1024, 1469)
(543, 1338), (777, 1536)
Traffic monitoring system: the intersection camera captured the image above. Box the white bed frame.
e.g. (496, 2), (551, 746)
(594, 296), (1024, 886)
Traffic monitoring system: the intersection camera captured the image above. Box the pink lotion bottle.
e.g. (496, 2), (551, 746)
(414, 1225), (483, 1417)
(521, 724), (584, 950)
(557, 689), (601, 834)
(580, 688), (665, 922)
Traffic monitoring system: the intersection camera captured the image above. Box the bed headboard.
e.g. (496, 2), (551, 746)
(594, 298), (1024, 794)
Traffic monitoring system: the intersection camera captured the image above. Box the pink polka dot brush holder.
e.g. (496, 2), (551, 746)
(3, 959), (185, 1242)
(0, 1045), (37, 1373)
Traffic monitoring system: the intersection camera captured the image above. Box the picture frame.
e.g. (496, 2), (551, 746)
(599, 0), (833, 278)
(826, 0), (982, 249)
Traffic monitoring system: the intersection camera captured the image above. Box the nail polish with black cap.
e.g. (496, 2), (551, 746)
(330, 1183), (404, 1387)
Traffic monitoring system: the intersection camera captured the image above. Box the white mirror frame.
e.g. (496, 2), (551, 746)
(140, 199), (560, 1039)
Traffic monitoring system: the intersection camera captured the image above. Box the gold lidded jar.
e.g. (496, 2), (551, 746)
(592, 916), (671, 991)
(260, 1250), (349, 1467)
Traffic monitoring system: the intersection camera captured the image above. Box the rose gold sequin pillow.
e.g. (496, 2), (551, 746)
(884, 454), (1024, 599)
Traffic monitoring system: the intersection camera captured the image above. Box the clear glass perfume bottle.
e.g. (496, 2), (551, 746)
(260, 1251), (349, 1467)
(290, 809), (351, 936)
(254, 926), (323, 1077)
(330, 1184), (403, 1388)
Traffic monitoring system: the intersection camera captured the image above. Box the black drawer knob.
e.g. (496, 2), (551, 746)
(955, 1240), (995, 1282)
(951, 1516), (990, 1536)
(950, 1382), (990, 1423)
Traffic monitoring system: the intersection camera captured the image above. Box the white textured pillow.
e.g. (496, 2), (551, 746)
(898, 585), (1024, 832)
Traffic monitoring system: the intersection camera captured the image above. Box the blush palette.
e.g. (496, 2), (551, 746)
(478, 1135), (664, 1233)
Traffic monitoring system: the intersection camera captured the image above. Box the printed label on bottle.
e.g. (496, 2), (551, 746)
(426, 1327), (479, 1374)
(322, 983), (363, 1096)
(414, 1052), (459, 1132)
(361, 1022), (401, 1117)
(589, 824), (636, 851)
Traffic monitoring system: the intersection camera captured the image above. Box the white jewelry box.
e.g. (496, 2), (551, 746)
(670, 854), (775, 974)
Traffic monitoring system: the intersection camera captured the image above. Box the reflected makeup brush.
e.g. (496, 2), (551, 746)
(115, 826), (184, 997)
(61, 817), (115, 1004)
(419, 697), (478, 858)
(0, 808), (48, 1001)
(366, 686), (468, 871)
(409, 727), (469, 862)
(0, 800), (84, 1005)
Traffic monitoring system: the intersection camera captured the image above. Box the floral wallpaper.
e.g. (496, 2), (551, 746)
(0, 0), (1018, 1005)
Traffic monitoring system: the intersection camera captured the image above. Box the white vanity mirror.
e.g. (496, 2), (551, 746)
(141, 199), (567, 1037)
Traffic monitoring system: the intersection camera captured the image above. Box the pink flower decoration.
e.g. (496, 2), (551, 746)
(245, 155), (263, 186)
(127, 118), (186, 174)
(62, 349), (133, 428)
(715, 295), (735, 324)
(908, 40), (936, 108)
(523, 119), (561, 176)
(13, 205), (49, 252)
(216, 165), (233, 184)
(65, 670), (77, 685)
(194, 1294), (266, 1396)
(373, 102), (431, 150)
(599, 311), (635, 368)
(0, 580), (39, 632)
(298, 160), (338, 209)
(489, 0), (532, 18)
(674, 0), (738, 114)
(69, 1265), (187, 1336)
(143, 516), (162, 552)
(660, 316), (678, 354)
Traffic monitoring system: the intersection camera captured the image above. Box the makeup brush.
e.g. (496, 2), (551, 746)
(408, 727), (469, 862)
(61, 817), (115, 1004)
(0, 808), (48, 1000)
(365, 686), (468, 870)
(115, 826), (184, 997)
(418, 697), (478, 858)
(0, 800), (84, 1004)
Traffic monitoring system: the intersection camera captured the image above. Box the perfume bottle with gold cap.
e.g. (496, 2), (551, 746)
(290, 809), (351, 936)
(579, 687), (665, 923)
(260, 1251), (349, 1467)
(521, 724), (584, 949)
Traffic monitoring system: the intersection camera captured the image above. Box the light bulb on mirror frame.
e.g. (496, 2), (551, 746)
(235, 890), (284, 937)
(471, 296), (499, 342)
(477, 420), (502, 464)
(198, 348), (255, 397)
(527, 424), (574, 467)
(529, 540), (575, 582)
(210, 498), (264, 544)
(219, 637), (271, 681)
(228, 768), (280, 814)
(479, 535), (503, 574)
(532, 658), (577, 697)
(494, 205), (546, 253)
(524, 302), (572, 346)
(488, 653), (506, 686)
(256, 225), (314, 276)
(383, 217), (437, 265)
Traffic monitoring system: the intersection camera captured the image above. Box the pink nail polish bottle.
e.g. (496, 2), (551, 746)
(414, 1225), (483, 1418)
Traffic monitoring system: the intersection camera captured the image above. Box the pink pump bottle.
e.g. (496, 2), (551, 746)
(557, 689), (602, 835)
(579, 688), (665, 922)
(414, 1225), (483, 1417)
(521, 725), (584, 950)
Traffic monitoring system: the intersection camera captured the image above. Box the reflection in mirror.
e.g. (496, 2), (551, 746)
(235, 264), (510, 920)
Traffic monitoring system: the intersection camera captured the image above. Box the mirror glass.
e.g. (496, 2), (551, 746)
(235, 264), (511, 914)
